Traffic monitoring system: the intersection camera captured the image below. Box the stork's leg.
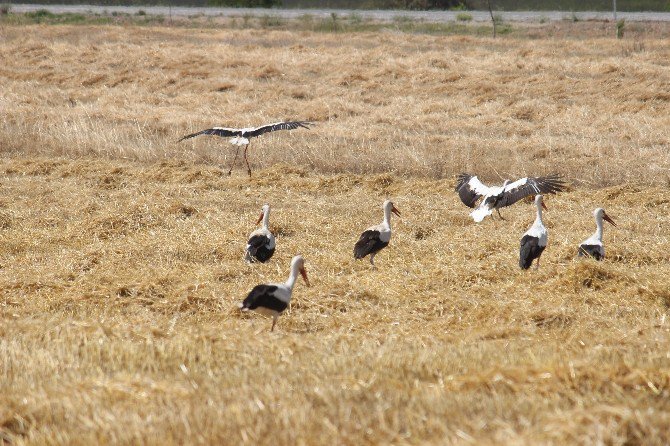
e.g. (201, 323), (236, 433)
(228, 145), (241, 176)
(369, 253), (376, 268)
(496, 208), (505, 220)
(243, 143), (252, 177)
(271, 315), (277, 332)
(535, 257), (541, 270)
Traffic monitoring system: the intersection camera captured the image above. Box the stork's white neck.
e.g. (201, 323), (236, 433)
(285, 261), (300, 290)
(262, 208), (271, 229)
(383, 206), (392, 227)
(534, 201), (544, 226)
(593, 214), (604, 241)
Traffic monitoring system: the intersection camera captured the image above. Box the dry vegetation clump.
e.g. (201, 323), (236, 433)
(1, 157), (669, 444)
(0, 25), (669, 185)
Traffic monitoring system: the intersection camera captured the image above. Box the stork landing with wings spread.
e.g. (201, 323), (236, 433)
(455, 173), (566, 222)
(178, 121), (313, 176)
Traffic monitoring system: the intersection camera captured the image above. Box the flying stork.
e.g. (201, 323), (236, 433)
(178, 121), (313, 176)
(578, 208), (617, 261)
(244, 204), (275, 263)
(519, 194), (548, 270)
(354, 200), (401, 267)
(455, 173), (565, 222)
(239, 255), (310, 332)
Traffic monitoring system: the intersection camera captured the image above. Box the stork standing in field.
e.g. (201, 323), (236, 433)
(178, 121), (313, 176)
(578, 208), (617, 260)
(354, 200), (401, 267)
(239, 255), (310, 332)
(455, 173), (565, 222)
(245, 204), (275, 263)
(519, 194), (548, 270)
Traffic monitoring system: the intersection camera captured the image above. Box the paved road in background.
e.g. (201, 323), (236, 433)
(10, 4), (670, 22)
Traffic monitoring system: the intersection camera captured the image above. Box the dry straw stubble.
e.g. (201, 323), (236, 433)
(0, 21), (669, 445)
(0, 24), (669, 184)
(0, 158), (669, 444)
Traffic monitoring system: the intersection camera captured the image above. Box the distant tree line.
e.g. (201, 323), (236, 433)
(6, 0), (670, 10)
(208, 0), (279, 6)
(283, 0), (669, 10)
(281, 0), (466, 8)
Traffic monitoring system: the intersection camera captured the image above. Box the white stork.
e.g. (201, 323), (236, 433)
(519, 194), (548, 270)
(455, 173), (565, 222)
(578, 208), (617, 261)
(244, 204), (275, 263)
(354, 200), (401, 267)
(239, 255), (310, 332)
(178, 121), (313, 176)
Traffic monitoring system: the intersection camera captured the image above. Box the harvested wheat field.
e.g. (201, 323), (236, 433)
(1, 22), (670, 445)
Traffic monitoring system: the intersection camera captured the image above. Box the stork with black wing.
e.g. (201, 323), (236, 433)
(178, 121), (313, 176)
(455, 173), (566, 222)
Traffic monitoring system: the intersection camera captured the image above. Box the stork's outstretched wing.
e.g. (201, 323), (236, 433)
(497, 174), (566, 208)
(246, 121), (313, 138)
(177, 127), (241, 142)
(455, 174), (496, 208)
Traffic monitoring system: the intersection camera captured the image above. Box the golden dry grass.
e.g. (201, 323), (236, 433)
(1, 158), (670, 444)
(1, 23), (670, 445)
(1, 24), (669, 184)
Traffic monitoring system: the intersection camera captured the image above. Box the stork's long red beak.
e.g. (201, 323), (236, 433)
(541, 202), (548, 211)
(300, 267), (310, 287)
(604, 213), (617, 227)
(392, 205), (401, 217)
(255, 212), (264, 225)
